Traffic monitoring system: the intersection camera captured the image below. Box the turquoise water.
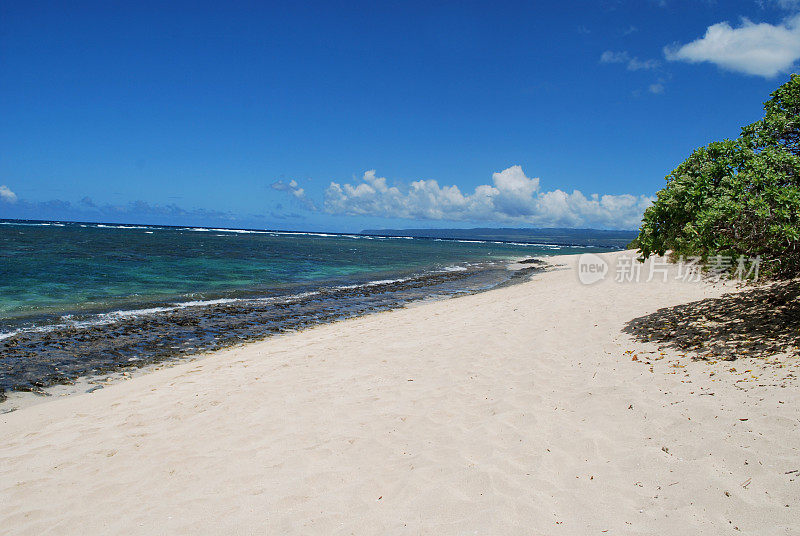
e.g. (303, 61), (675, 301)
(0, 219), (613, 399)
(0, 220), (598, 323)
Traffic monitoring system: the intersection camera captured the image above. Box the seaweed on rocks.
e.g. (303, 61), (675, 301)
(0, 265), (535, 400)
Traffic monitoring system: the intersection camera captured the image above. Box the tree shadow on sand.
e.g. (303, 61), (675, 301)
(622, 280), (800, 360)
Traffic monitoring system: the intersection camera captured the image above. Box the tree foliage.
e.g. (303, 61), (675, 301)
(636, 74), (800, 279)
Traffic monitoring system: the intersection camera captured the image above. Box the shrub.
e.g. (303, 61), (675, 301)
(636, 75), (800, 279)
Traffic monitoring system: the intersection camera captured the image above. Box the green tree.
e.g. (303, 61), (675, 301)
(636, 75), (800, 279)
(741, 73), (800, 156)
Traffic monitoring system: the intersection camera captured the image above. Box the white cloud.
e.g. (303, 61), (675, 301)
(600, 50), (659, 70)
(323, 167), (652, 229)
(271, 179), (316, 210)
(0, 185), (17, 203)
(600, 51), (628, 64)
(628, 57), (660, 71)
(759, 0), (800, 10)
(649, 82), (665, 94)
(271, 179), (304, 198)
(665, 14), (800, 77)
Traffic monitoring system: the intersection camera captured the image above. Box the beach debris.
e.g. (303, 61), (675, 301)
(86, 385), (104, 393)
(740, 478), (752, 489)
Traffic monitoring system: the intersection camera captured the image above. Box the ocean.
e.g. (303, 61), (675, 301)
(0, 220), (611, 401)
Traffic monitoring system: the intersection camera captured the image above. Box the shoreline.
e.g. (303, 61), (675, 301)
(0, 258), (550, 411)
(1, 251), (798, 534)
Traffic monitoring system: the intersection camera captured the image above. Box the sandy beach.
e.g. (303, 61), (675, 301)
(1, 250), (798, 535)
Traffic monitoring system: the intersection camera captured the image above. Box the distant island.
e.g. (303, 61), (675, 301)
(360, 227), (638, 248)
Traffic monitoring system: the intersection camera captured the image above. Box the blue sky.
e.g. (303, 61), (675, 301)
(2, 0), (799, 231)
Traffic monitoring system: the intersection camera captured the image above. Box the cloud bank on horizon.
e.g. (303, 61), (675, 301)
(2, 167), (652, 230)
(321, 167), (652, 230)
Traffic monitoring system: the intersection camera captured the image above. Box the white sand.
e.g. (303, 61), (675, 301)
(1, 250), (798, 535)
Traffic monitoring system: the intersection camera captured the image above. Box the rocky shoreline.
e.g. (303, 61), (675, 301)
(0, 260), (546, 403)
